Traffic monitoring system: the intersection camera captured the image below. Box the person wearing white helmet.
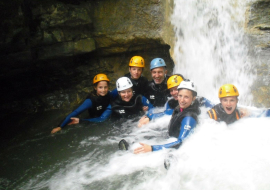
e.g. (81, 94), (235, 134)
(111, 77), (154, 118)
(132, 79), (201, 154)
(137, 75), (214, 127)
(145, 58), (171, 107)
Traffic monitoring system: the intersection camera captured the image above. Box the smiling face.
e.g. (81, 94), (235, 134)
(151, 67), (167, 84)
(220, 96), (238, 114)
(169, 86), (178, 100)
(129, 67), (143, 80)
(119, 88), (133, 102)
(177, 89), (196, 109)
(95, 81), (109, 96)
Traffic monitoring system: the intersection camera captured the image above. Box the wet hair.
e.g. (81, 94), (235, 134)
(191, 91), (197, 97)
(90, 81), (110, 96)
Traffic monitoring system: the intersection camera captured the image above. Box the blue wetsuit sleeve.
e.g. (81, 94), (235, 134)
(82, 105), (112, 123)
(200, 97), (215, 108)
(151, 116), (197, 151)
(142, 96), (154, 109)
(256, 108), (270, 118)
(110, 89), (118, 100)
(164, 102), (174, 115)
(147, 102), (173, 120)
(265, 109), (270, 117)
(60, 99), (93, 128)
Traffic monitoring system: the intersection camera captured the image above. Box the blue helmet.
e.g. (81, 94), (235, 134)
(150, 58), (166, 70)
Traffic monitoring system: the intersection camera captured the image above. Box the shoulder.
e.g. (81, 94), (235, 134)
(182, 116), (197, 127)
(124, 73), (131, 78)
(140, 76), (148, 82)
(86, 93), (95, 100)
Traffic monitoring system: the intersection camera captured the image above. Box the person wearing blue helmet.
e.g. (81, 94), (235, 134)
(146, 58), (171, 107)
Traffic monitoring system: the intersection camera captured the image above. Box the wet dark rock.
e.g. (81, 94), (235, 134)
(246, 0), (270, 107)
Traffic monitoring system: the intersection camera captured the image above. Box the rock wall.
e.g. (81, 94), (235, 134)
(0, 0), (175, 136)
(245, 0), (270, 107)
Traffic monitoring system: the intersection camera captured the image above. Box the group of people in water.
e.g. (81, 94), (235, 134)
(51, 56), (270, 155)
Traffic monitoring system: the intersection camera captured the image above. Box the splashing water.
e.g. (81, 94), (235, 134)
(2, 0), (270, 190)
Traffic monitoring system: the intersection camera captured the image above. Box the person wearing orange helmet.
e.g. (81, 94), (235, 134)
(208, 84), (270, 125)
(207, 84), (241, 124)
(124, 56), (149, 97)
(137, 74), (184, 127)
(51, 74), (116, 134)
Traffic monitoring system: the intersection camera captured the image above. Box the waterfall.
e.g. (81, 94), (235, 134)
(171, 0), (255, 105)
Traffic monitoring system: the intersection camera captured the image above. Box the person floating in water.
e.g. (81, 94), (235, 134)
(138, 74), (214, 127)
(51, 74), (117, 134)
(111, 76), (154, 119)
(207, 84), (270, 124)
(119, 80), (200, 153)
(110, 56), (149, 98)
(145, 58), (171, 107)
(207, 84), (241, 124)
(124, 56), (149, 97)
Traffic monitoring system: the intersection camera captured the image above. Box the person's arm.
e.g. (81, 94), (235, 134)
(258, 109), (270, 117)
(146, 102), (173, 120)
(81, 105), (112, 123)
(141, 96), (154, 109)
(51, 99), (93, 134)
(197, 96), (215, 108)
(151, 116), (197, 151)
(60, 99), (93, 127)
(110, 89), (118, 100)
(134, 116), (197, 154)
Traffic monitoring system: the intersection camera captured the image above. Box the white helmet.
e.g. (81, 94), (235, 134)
(116, 77), (133, 91)
(177, 80), (197, 96)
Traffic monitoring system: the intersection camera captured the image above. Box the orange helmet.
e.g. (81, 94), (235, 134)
(93, 74), (110, 84)
(218, 84), (239, 98)
(129, 56), (145, 68)
(167, 75), (184, 89)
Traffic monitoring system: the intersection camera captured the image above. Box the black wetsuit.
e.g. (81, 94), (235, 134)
(124, 73), (149, 97)
(86, 93), (111, 118)
(168, 99), (201, 138)
(58, 92), (114, 127)
(111, 95), (154, 119)
(207, 103), (241, 125)
(151, 99), (201, 151)
(146, 75), (171, 107)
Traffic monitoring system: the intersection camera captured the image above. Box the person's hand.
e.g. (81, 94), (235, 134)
(138, 116), (150, 128)
(68, 117), (79, 125)
(134, 142), (152, 154)
(239, 108), (250, 118)
(51, 127), (61, 134)
(142, 106), (149, 112)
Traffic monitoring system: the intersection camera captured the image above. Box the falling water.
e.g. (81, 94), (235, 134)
(172, 0), (255, 105)
(2, 0), (270, 190)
